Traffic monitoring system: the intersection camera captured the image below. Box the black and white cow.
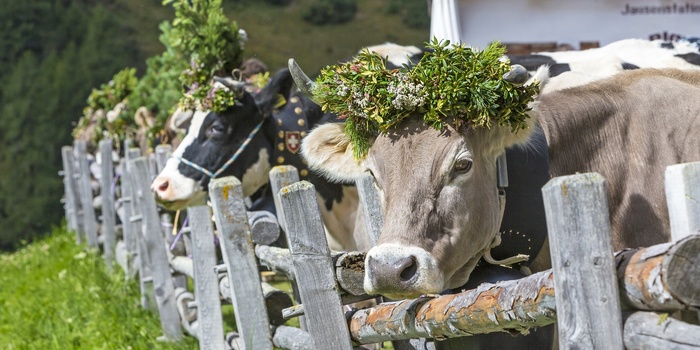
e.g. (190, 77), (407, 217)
(509, 38), (700, 92)
(151, 44), (425, 250)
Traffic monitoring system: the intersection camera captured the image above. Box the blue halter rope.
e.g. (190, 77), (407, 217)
(176, 119), (265, 179)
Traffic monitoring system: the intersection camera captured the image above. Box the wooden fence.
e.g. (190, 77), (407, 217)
(60, 138), (700, 349)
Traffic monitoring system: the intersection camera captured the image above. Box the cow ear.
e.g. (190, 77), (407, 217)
(169, 108), (194, 133)
(301, 123), (365, 183)
(255, 68), (294, 114)
(477, 66), (549, 155)
(134, 107), (155, 129)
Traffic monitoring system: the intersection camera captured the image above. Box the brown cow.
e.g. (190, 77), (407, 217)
(297, 67), (700, 299)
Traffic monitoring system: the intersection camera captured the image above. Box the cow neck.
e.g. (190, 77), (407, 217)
(482, 127), (550, 272)
(176, 117), (266, 179)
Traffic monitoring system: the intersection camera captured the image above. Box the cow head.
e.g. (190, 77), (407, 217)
(151, 69), (298, 210)
(291, 55), (548, 299)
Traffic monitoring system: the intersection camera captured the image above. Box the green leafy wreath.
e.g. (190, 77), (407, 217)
(313, 38), (540, 158)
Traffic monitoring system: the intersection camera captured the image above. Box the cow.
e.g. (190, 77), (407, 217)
(508, 38), (700, 92)
(150, 44), (425, 251)
(292, 60), (700, 301)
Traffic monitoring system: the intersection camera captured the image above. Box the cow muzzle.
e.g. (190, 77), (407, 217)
(150, 173), (206, 210)
(364, 244), (444, 299)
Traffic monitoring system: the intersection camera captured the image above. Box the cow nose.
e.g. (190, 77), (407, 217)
(364, 244), (444, 299)
(366, 255), (418, 290)
(151, 176), (170, 197)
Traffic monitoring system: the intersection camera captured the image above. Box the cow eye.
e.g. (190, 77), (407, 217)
(206, 122), (227, 138)
(453, 158), (473, 173)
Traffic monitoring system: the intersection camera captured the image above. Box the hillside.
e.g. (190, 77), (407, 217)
(120, 0), (430, 74)
(0, 0), (429, 251)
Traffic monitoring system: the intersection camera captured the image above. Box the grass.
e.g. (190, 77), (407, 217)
(0, 226), (394, 349)
(0, 226), (198, 349)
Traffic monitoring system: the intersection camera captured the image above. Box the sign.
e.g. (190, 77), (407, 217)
(439, 0), (700, 49)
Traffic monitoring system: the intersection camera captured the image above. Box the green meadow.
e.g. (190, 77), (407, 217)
(0, 226), (198, 349)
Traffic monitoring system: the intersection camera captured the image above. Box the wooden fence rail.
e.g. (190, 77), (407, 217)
(60, 143), (700, 350)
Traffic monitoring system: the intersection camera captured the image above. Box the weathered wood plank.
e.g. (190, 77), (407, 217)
(155, 144), (172, 173)
(269, 165), (306, 330)
(624, 311), (700, 349)
(279, 181), (354, 350)
(74, 140), (99, 248)
(187, 205), (226, 350)
(542, 173), (624, 350)
(272, 326), (315, 350)
(170, 256), (194, 278)
(247, 210), (281, 245)
(119, 147), (137, 275)
(256, 245), (369, 297)
(209, 176), (273, 349)
(665, 162), (700, 241)
(334, 251), (367, 296)
(127, 148), (152, 307)
(130, 157), (184, 341)
(355, 173), (383, 248)
(61, 146), (81, 240)
(617, 235), (700, 311)
(269, 165), (300, 234)
(99, 139), (116, 271)
(218, 275), (294, 327)
(349, 270), (557, 343)
(255, 245), (296, 280)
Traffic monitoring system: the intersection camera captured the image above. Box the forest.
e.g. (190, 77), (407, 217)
(0, 0), (428, 251)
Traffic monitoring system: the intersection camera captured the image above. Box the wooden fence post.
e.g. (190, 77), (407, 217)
(99, 139), (116, 271)
(126, 148), (153, 309)
(187, 205), (226, 350)
(116, 142), (137, 276)
(209, 176), (274, 349)
(279, 181), (354, 350)
(665, 161), (700, 240)
(355, 174), (382, 249)
(269, 165), (306, 330)
(269, 165), (299, 234)
(623, 311), (700, 349)
(74, 140), (99, 248)
(61, 146), (81, 240)
(130, 157), (184, 341)
(542, 172), (624, 350)
(664, 161), (700, 324)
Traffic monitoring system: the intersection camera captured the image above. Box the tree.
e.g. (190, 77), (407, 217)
(0, 1), (143, 250)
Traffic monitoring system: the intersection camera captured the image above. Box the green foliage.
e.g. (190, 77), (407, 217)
(0, 1), (141, 251)
(178, 56), (238, 113)
(86, 68), (138, 112)
(303, 0), (358, 25)
(401, 0), (431, 29)
(73, 68), (140, 150)
(0, 227), (198, 349)
(314, 39), (541, 158)
(73, 0), (246, 149)
(128, 49), (186, 142)
(386, 0), (430, 29)
(263, 0), (293, 5)
(163, 0), (244, 113)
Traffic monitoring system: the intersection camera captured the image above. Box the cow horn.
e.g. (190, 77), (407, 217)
(288, 58), (321, 105)
(213, 76), (246, 98)
(502, 64), (529, 86)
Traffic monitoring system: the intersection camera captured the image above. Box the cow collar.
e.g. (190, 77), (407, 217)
(482, 152), (530, 267)
(483, 127), (550, 271)
(176, 118), (266, 179)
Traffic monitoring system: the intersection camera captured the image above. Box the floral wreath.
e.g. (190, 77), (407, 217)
(312, 38), (540, 158)
(178, 56), (271, 113)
